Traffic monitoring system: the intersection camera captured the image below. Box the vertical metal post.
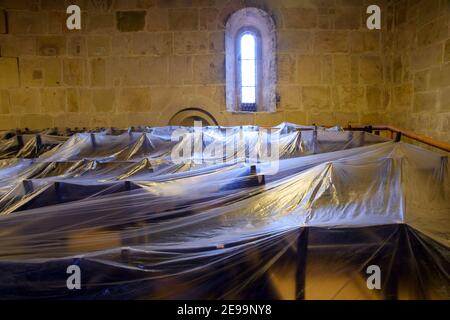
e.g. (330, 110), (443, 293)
(54, 181), (62, 203)
(348, 130), (354, 147)
(35, 134), (42, 154)
(90, 133), (96, 149)
(16, 135), (24, 149)
(249, 165), (265, 186)
(312, 126), (318, 154)
(384, 224), (407, 300)
(296, 227), (309, 300)
(359, 130), (365, 146)
(23, 180), (33, 194)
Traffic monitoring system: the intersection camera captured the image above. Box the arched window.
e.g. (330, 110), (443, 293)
(237, 30), (260, 111)
(225, 8), (276, 113)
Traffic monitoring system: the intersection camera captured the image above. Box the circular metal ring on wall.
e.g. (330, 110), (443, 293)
(168, 108), (219, 126)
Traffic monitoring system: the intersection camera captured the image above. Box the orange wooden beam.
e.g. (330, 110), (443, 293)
(261, 124), (450, 152)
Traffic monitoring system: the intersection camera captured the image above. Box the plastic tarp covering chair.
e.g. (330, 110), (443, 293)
(0, 123), (448, 299)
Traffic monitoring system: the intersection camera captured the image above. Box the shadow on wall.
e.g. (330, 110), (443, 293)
(168, 108), (219, 127)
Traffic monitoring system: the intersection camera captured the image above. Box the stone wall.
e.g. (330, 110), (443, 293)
(0, 0), (439, 139)
(387, 0), (450, 144)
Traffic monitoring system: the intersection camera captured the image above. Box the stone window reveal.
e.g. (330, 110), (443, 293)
(225, 8), (276, 113)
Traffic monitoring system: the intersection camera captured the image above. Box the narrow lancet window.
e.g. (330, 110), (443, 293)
(225, 8), (276, 112)
(240, 32), (257, 109)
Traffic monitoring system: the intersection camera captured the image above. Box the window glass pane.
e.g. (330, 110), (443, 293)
(242, 87), (256, 104)
(241, 60), (256, 87)
(240, 33), (255, 60)
(240, 32), (257, 105)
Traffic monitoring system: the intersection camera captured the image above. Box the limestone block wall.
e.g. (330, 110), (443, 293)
(387, 0), (450, 144)
(0, 0), (409, 132)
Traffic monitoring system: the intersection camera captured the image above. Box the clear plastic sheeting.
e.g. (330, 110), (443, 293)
(0, 134), (68, 159)
(0, 123), (448, 300)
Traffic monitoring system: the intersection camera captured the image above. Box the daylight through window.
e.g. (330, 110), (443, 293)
(240, 32), (257, 105)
